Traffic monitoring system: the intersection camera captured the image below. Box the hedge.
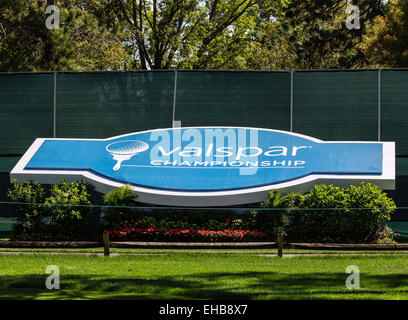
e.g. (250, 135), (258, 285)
(7, 181), (398, 243)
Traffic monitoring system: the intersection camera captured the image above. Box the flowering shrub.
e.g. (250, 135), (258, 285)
(108, 227), (267, 242)
(376, 225), (400, 244)
(101, 197), (258, 234)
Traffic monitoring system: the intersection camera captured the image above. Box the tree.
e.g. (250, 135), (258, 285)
(0, 0), (128, 71)
(245, 12), (299, 70)
(360, 0), (408, 68)
(110, 0), (282, 70)
(246, 0), (386, 70)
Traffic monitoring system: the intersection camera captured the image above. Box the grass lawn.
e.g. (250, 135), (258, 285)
(1, 252), (408, 300)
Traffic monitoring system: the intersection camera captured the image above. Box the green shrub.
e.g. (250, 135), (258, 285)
(262, 183), (397, 243)
(101, 183), (396, 243)
(7, 180), (47, 239)
(8, 180), (397, 243)
(101, 188), (259, 234)
(259, 191), (305, 235)
(45, 180), (96, 240)
(101, 185), (259, 232)
(101, 184), (138, 230)
(8, 180), (97, 240)
(101, 206), (258, 234)
(103, 184), (137, 207)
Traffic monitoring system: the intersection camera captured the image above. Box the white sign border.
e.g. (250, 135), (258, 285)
(10, 127), (395, 206)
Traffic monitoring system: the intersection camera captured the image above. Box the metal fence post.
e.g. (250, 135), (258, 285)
(172, 70), (178, 128)
(53, 72), (57, 138)
(378, 69), (382, 141)
(290, 70), (294, 132)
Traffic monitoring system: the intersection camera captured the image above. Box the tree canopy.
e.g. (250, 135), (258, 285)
(0, 0), (406, 71)
(0, 0), (127, 71)
(360, 0), (408, 68)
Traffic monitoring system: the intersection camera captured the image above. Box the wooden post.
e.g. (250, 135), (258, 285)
(103, 230), (110, 257)
(277, 233), (283, 258)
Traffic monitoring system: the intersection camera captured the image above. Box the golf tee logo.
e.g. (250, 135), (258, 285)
(106, 140), (149, 171)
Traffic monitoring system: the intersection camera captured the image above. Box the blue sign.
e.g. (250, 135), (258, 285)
(11, 127), (395, 206)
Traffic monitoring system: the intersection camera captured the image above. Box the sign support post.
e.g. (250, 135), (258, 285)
(103, 230), (110, 257)
(277, 233), (283, 258)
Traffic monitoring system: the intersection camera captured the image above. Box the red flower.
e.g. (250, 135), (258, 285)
(183, 216), (188, 221)
(106, 227), (266, 242)
(226, 218), (231, 224)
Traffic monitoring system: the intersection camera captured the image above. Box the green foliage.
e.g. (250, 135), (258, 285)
(2, 0), (407, 71)
(103, 184), (137, 207)
(7, 181), (397, 243)
(0, 0), (128, 71)
(247, 0), (386, 70)
(296, 183), (396, 243)
(258, 191), (304, 236)
(104, 188), (256, 240)
(101, 202), (258, 235)
(112, 0), (275, 69)
(101, 185), (138, 229)
(262, 190), (304, 209)
(0, 0), (286, 71)
(7, 180), (47, 236)
(44, 180), (96, 239)
(7, 180), (97, 240)
(361, 0), (408, 68)
(376, 225), (400, 244)
(261, 183), (397, 243)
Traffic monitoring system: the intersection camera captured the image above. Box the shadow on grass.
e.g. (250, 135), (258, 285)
(1, 271), (408, 300)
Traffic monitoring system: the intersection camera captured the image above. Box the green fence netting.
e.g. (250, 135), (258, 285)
(0, 174), (14, 218)
(174, 71), (291, 129)
(397, 158), (408, 176)
(381, 70), (408, 156)
(1, 69), (408, 210)
(0, 158), (20, 173)
(293, 70), (379, 141)
(386, 221), (408, 238)
(0, 73), (54, 156)
(0, 217), (13, 232)
(56, 71), (175, 138)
